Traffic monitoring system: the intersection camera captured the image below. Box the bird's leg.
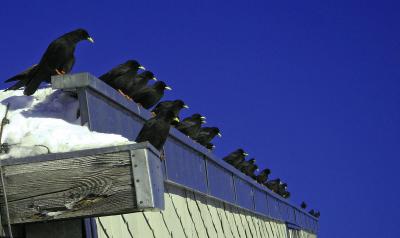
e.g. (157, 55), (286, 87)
(160, 146), (166, 161)
(117, 89), (132, 100)
(55, 69), (66, 75)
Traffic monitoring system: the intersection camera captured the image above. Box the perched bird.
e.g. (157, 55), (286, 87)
(244, 160), (258, 178)
(175, 114), (206, 138)
(133, 81), (171, 109)
(205, 142), (215, 151)
(301, 202), (307, 209)
(152, 100), (189, 119)
(223, 148), (249, 167)
(264, 178), (281, 192)
(5, 29), (94, 95)
(235, 158), (254, 171)
(126, 71), (157, 98)
(192, 127), (221, 146)
(256, 168), (271, 184)
(135, 110), (179, 151)
(309, 209), (316, 216)
(281, 191), (290, 199)
(99, 60), (144, 95)
(277, 183), (290, 198)
(314, 211), (320, 218)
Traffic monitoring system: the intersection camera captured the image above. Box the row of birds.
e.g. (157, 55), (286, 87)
(3, 28), (319, 219)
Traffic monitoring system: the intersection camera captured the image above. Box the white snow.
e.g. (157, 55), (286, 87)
(0, 87), (131, 159)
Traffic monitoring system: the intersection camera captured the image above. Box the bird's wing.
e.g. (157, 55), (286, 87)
(152, 103), (163, 113)
(39, 39), (70, 72)
(99, 63), (132, 81)
(133, 87), (151, 101)
(63, 56), (75, 74)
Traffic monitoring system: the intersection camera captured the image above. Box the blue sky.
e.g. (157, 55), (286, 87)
(1, 1), (400, 237)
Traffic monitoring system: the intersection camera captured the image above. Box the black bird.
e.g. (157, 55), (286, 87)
(314, 211), (320, 218)
(175, 114), (206, 138)
(126, 71), (157, 98)
(309, 209), (316, 216)
(6, 29), (94, 95)
(301, 201), (307, 209)
(223, 149), (248, 167)
(205, 142), (215, 151)
(265, 178), (281, 192)
(235, 158), (252, 171)
(281, 191), (290, 199)
(4, 65), (38, 91)
(192, 127), (221, 146)
(152, 100), (189, 118)
(133, 81), (171, 109)
(244, 160), (258, 178)
(99, 60), (144, 95)
(256, 168), (271, 184)
(135, 110), (179, 151)
(277, 183), (290, 198)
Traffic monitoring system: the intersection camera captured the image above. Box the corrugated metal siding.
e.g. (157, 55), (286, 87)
(96, 190), (315, 238)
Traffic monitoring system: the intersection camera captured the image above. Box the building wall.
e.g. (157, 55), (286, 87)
(95, 187), (317, 238)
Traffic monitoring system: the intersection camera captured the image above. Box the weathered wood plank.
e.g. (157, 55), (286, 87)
(237, 207), (252, 238)
(215, 203), (235, 238)
(257, 217), (269, 238)
(205, 198), (225, 238)
(141, 211), (170, 238)
(249, 215), (262, 238)
(228, 204), (246, 238)
(1, 151), (136, 224)
(244, 212), (259, 238)
(185, 191), (211, 238)
(192, 192), (219, 238)
(161, 190), (187, 238)
(168, 187), (199, 238)
(93, 191), (317, 238)
(0, 145), (163, 225)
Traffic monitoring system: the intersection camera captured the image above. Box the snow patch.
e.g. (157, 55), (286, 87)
(0, 87), (131, 159)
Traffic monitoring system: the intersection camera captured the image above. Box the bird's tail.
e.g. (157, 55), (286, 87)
(4, 77), (30, 91)
(23, 66), (50, 96)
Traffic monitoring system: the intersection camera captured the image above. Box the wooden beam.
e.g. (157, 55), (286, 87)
(0, 142), (164, 225)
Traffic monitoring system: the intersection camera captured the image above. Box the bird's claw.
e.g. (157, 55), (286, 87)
(117, 89), (132, 100)
(55, 69), (66, 75)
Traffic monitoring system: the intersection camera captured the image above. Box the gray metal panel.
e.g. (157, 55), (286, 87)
(85, 89), (143, 140)
(207, 162), (235, 203)
(234, 177), (254, 210)
(131, 148), (164, 210)
(253, 188), (269, 216)
(267, 194), (280, 219)
(164, 138), (208, 193)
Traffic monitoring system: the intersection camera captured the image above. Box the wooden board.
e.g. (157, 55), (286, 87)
(0, 143), (162, 224)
